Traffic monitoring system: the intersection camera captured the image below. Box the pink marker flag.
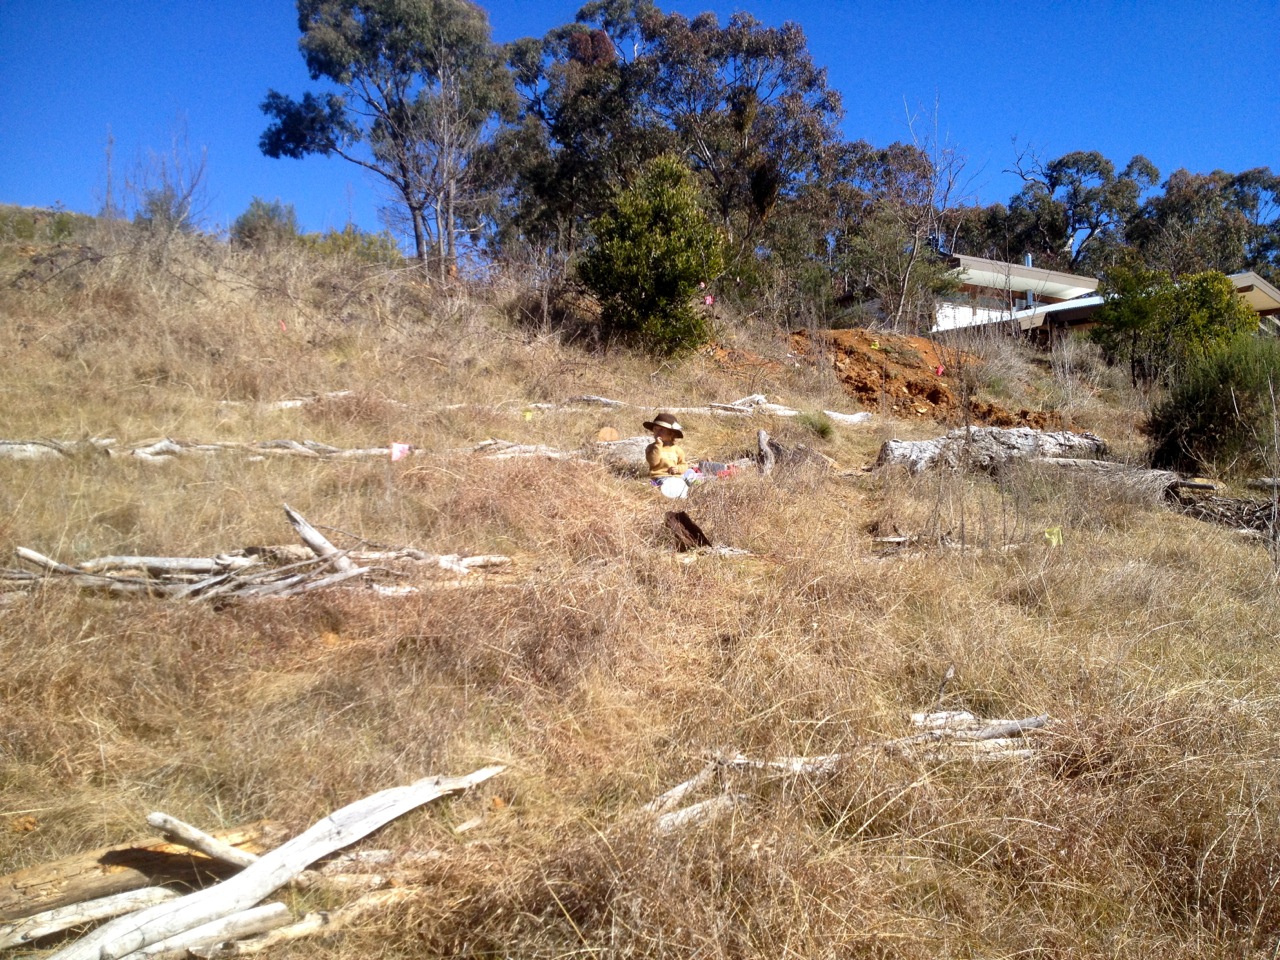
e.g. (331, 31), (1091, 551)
(390, 442), (412, 462)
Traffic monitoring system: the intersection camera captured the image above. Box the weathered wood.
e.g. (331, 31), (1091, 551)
(80, 557), (257, 576)
(757, 430), (775, 476)
(116, 902), (291, 960)
(50, 766), (504, 960)
(0, 825), (276, 923)
(653, 794), (746, 835)
(644, 761), (720, 815)
(282, 505), (356, 573)
(877, 427), (1107, 474)
(189, 889), (414, 958)
(145, 814), (258, 870)
(0, 887), (179, 949)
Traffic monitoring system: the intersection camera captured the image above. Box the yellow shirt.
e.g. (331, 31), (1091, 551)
(646, 439), (689, 478)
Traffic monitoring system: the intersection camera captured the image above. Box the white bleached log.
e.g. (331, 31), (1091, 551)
(145, 814), (258, 870)
(282, 504), (356, 573)
(876, 427), (1107, 474)
(188, 889), (414, 958)
(50, 765), (504, 960)
(644, 760), (720, 815)
(653, 794), (747, 835)
(79, 557), (258, 576)
(757, 430), (775, 475)
(116, 902), (292, 960)
(0, 888), (179, 950)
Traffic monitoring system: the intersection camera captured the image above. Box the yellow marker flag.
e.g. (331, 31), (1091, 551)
(1044, 526), (1064, 547)
(523, 410), (533, 421)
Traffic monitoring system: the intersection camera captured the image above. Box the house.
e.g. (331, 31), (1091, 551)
(933, 254), (1099, 333)
(932, 254), (1280, 341)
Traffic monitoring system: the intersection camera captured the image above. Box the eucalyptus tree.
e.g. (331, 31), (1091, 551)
(260, 0), (515, 274)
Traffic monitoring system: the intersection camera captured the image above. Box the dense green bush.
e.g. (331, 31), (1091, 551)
(1091, 266), (1257, 385)
(230, 197), (300, 249)
(576, 154), (724, 355)
(1148, 336), (1280, 476)
(299, 224), (403, 266)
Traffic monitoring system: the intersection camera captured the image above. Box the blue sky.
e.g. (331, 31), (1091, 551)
(1, 1), (1276, 240)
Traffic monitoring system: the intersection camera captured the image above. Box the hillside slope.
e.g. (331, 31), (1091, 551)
(2, 225), (1277, 958)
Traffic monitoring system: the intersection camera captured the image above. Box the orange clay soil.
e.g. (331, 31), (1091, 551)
(791, 328), (1062, 429)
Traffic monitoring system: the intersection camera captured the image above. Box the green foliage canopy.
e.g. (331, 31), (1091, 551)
(1090, 265), (1257, 385)
(577, 154), (724, 354)
(1148, 335), (1280, 477)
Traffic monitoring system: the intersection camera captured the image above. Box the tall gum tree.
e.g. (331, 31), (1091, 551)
(260, 0), (514, 274)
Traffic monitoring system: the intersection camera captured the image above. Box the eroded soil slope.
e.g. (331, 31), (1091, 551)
(793, 327), (1061, 428)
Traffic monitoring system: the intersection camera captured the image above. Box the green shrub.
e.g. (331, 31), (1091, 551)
(576, 154), (724, 356)
(299, 224), (403, 266)
(1147, 336), (1280, 476)
(1091, 266), (1257, 385)
(796, 411), (834, 440)
(230, 197), (300, 249)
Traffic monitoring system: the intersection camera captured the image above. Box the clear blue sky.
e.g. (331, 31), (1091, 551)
(1, 0), (1276, 241)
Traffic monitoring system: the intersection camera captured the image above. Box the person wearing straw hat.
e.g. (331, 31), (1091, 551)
(643, 412), (690, 479)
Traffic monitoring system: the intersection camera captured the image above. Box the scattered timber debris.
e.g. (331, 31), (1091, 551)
(0, 436), (414, 463)
(876, 426), (1107, 474)
(1171, 491), (1279, 539)
(1, 767), (502, 957)
(644, 711), (1050, 833)
(1, 505), (509, 602)
(0, 395), (869, 467)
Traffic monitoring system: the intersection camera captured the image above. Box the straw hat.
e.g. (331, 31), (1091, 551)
(642, 412), (684, 439)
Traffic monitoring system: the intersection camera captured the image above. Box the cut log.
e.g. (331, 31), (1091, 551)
(0, 824), (277, 923)
(0, 887), (179, 950)
(145, 814), (258, 870)
(876, 427), (1107, 474)
(49, 766), (504, 960)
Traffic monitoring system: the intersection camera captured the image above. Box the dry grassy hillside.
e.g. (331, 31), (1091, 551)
(4, 215), (1280, 958)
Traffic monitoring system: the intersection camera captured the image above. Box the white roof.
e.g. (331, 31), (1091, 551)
(950, 254), (1100, 302)
(1230, 271), (1280, 315)
(1011, 296), (1104, 332)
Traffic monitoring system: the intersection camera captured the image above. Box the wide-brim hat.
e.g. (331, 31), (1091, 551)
(643, 412), (684, 439)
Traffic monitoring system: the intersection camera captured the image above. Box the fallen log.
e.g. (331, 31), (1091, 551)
(653, 794), (746, 835)
(0, 888), (179, 950)
(0, 824), (277, 923)
(118, 902), (291, 960)
(876, 427), (1107, 474)
(49, 766), (504, 960)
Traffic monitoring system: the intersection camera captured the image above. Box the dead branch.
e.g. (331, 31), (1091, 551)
(144, 814), (258, 870)
(188, 889), (414, 958)
(0, 888), (179, 950)
(49, 766), (504, 960)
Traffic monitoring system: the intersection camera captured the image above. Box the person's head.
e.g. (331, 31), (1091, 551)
(643, 412), (684, 443)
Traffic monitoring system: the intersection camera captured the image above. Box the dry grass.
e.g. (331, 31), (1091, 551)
(5, 224), (1280, 958)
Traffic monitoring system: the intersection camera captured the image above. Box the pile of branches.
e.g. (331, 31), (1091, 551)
(644, 710), (1050, 834)
(1, 505), (508, 603)
(0, 767), (503, 958)
(1172, 491), (1280, 538)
